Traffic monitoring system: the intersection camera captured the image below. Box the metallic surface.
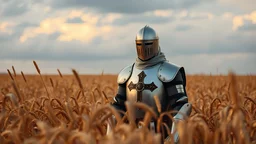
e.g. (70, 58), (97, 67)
(113, 97), (117, 103)
(135, 25), (159, 61)
(170, 103), (192, 143)
(173, 103), (192, 120)
(138, 121), (156, 132)
(117, 63), (134, 84)
(135, 25), (159, 40)
(106, 115), (116, 135)
(158, 62), (182, 83)
(126, 63), (165, 119)
(128, 71), (158, 102)
(176, 95), (188, 103)
(149, 121), (155, 132)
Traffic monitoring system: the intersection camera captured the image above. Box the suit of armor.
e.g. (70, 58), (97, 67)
(109, 25), (192, 143)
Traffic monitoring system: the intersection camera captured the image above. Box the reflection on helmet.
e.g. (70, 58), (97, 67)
(135, 25), (159, 61)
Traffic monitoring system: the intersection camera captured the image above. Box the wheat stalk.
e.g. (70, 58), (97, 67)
(33, 60), (50, 98)
(57, 69), (63, 78)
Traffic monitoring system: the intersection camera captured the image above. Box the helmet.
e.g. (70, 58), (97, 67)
(135, 25), (159, 61)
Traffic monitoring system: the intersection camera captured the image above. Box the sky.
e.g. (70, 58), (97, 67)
(0, 0), (255, 75)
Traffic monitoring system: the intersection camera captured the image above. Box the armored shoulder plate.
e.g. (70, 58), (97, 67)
(158, 62), (185, 83)
(117, 63), (134, 84)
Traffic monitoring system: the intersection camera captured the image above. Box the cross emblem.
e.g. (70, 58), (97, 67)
(128, 71), (158, 102)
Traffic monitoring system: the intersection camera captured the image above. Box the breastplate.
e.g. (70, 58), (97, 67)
(126, 63), (166, 119)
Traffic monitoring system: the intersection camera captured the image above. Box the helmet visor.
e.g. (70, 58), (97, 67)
(136, 40), (159, 61)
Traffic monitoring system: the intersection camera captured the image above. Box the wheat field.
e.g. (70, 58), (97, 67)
(0, 62), (255, 144)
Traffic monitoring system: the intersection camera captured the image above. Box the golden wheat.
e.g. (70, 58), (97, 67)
(0, 63), (255, 144)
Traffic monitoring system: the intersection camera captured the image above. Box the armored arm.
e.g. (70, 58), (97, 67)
(107, 84), (126, 134)
(164, 71), (190, 115)
(111, 63), (134, 115)
(111, 84), (127, 115)
(158, 62), (192, 143)
(164, 71), (192, 143)
(107, 63), (134, 134)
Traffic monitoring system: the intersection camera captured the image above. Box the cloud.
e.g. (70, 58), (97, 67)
(232, 11), (256, 31)
(66, 17), (84, 23)
(178, 11), (215, 20)
(112, 14), (173, 26)
(19, 10), (117, 43)
(48, 32), (62, 40)
(0, 33), (13, 42)
(0, 0), (29, 17)
(169, 53), (256, 75)
(238, 22), (256, 31)
(218, 0), (256, 13)
(0, 23), (137, 61)
(1, 8), (252, 61)
(233, 16), (244, 30)
(111, 10), (215, 26)
(19, 9), (175, 42)
(175, 25), (193, 31)
(1, 13), (254, 65)
(17, 22), (38, 28)
(152, 10), (173, 17)
(0, 22), (38, 44)
(0, 22), (15, 34)
(0, 21), (19, 42)
(49, 0), (213, 14)
(43, 6), (51, 13)
(221, 12), (233, 19)
(99, 13), (123, 24)
(0, 43), (134, 61)
(0, 1), (255, 75)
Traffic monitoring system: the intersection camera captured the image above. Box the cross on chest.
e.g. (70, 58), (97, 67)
(128, 71), (158, 102)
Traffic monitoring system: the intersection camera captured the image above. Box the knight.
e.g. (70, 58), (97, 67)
(108, 25), (192, 143)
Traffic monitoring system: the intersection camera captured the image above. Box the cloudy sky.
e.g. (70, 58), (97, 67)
(0, 0), (255, 75)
